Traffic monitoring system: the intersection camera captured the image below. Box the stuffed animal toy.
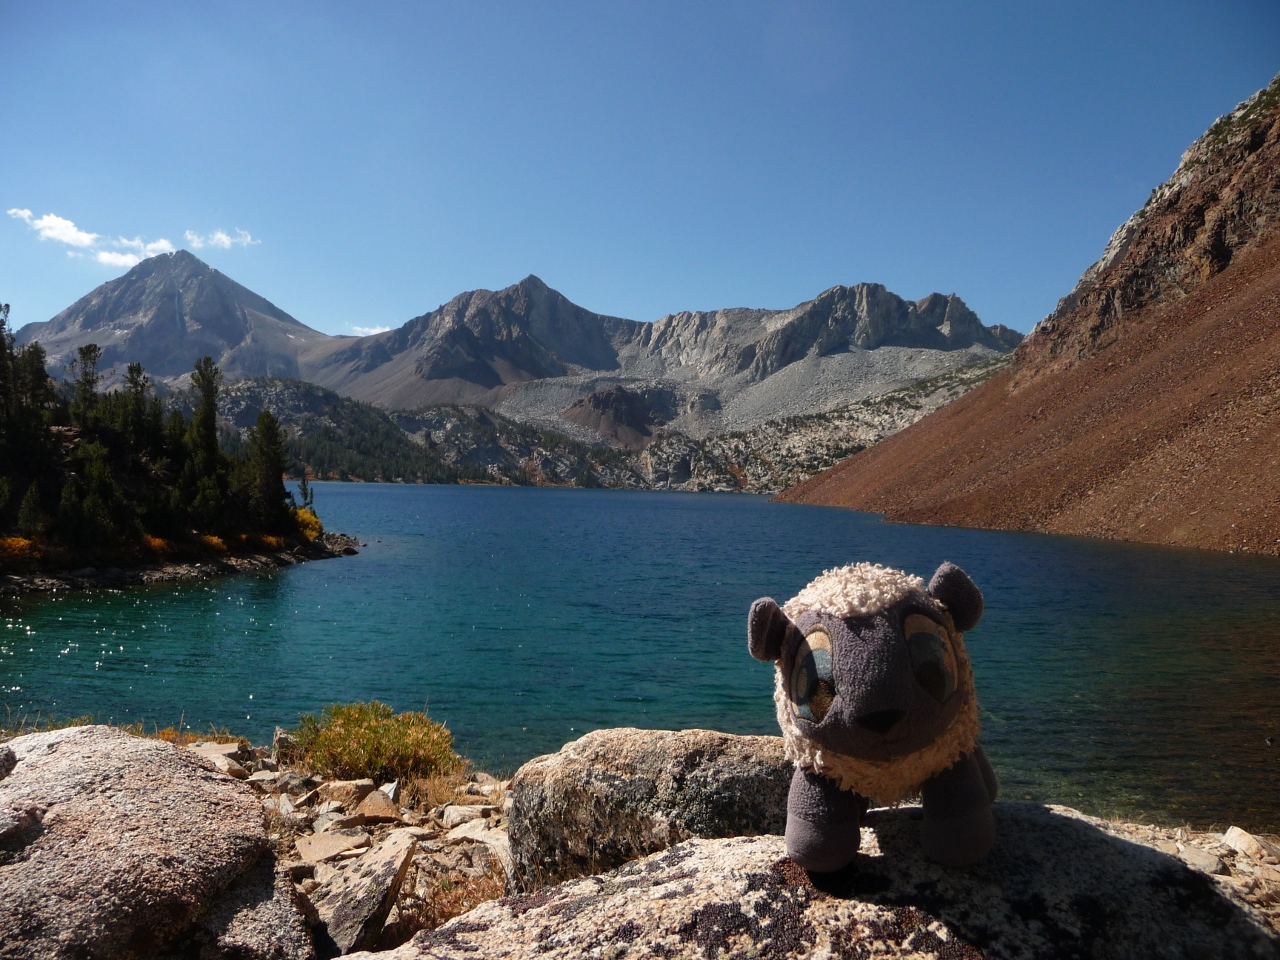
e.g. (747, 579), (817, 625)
(748, 560), (997, 871)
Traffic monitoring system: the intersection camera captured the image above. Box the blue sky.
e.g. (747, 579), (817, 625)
(2, 2), (1277, 337)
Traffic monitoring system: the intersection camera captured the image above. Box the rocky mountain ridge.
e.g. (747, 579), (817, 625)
(1019, 74), (1280, 380)
(18, 259), (1020, 446)
(779, 71), (1280, 556)
(16, 250), (333, 382)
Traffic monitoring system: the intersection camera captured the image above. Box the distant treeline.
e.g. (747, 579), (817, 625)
(0, 303), (316, 563)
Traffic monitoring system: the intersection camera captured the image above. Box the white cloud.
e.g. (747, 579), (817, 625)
(185, 228), (258, 250)
(351, 325), (392, 336)
(10, 207), (179, 270)
(117, 236), (175, 257)
(95, 250), (143, 267)
(8, 208), (98, 247)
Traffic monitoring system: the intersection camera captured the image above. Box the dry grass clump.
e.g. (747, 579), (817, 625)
(288, 701), (462, 784)
(0, 709), (249, 748)
(1, 709), (94, 737)
(389, 870), (505, 944)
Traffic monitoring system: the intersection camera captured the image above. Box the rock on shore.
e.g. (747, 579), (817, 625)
(507, 727), (791, 890)
(359, 804), (1280, 960)
(0, 726), (274, 960)
(0, 531), (362, 601)
(4, 723), (1278, 958)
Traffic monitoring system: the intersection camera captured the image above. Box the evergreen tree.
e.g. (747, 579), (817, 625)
(247, 410), (292, 533)
(17, 484), (44, 536)
(297, 475), (315, 511)
(57, 481), (83, 541)
(182, 356), (227, 527)
(68, 343), (103, 427)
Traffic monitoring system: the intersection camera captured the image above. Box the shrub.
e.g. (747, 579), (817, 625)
(0, 537), (34, 562)
(294, 507), (323, 542)
(200, 534), (227, 554)
(290, 701), (462, 784)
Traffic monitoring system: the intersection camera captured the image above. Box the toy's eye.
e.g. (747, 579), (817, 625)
(791, 624), (835, 722)
(904, 613), (957, 703)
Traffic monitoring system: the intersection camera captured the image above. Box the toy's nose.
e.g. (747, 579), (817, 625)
(856, 710), (905, 735)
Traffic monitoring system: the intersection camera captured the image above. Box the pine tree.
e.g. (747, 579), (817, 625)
(17, 484), (44, 536)
(248, 410), (291, 533)
(182, 356), (228, 529)
(69, 343), (103, 427)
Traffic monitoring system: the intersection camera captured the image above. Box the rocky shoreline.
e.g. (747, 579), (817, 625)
(0, 531), (363, 602)
(2, 724), (1278, 959)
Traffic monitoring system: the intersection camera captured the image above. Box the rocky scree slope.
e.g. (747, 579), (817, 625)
(779, 72), (1280, 556)
(217, 357), (1007, 494)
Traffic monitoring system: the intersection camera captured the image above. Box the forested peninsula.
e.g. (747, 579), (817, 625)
(0, 303), (337, 581)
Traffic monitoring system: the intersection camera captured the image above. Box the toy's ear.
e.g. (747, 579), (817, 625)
(928, 562), (983, 633)
(748, 598), (797, 662)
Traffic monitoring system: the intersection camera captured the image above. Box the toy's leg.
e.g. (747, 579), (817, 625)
(972, 742), (998, 802)
(785, 767), (863, 872)
(919, 750), (996, 867)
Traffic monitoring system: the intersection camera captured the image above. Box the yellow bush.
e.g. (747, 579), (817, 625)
(0, 537), (33, 561)
(200, 535), (228, 554)
(259, 535), (286, 551)
(143, 535), (172, 556)
(289, 701), (462, 784)
(294, 508), (323, 542)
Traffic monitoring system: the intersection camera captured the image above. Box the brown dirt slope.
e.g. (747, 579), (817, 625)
(778, 74), (1280, 556)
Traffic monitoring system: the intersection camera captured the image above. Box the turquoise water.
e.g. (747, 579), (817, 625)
(3, 484), (1279, 832)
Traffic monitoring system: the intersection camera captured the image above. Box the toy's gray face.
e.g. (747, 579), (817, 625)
(785, 600), (965, 761)
(748, 562), (984, 762)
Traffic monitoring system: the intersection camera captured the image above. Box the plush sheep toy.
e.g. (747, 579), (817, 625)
(748, 561), (997, 871)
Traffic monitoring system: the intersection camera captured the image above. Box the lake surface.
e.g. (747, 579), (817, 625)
(4, 484), (1279, 833)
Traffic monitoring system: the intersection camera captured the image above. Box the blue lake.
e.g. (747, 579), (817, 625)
(3, 483), (1279, 833)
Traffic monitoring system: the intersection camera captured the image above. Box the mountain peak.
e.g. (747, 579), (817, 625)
(17, 250), (329, 380)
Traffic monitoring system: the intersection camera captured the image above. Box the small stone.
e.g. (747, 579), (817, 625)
(284, 861), (313, 882)
(379, 780), (400, 803)
(295, 829), (371, 863)
(1223, 825), (1272, 862)
(209, 755), (249, 779)
(442, 804), (491, 828)
(319, 813), (367, 833)
(355, 787), (403, 823)
(1179, 843), (1227, 875)
(188, 741), (246, 762)
(312, 829), (416, 953)
(445, 819), (505, 846)
(318, 778), (375, 810)
(0, 745), (16, 780)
